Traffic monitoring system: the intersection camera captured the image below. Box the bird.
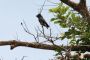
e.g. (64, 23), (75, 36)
(36, 13), (49, 28)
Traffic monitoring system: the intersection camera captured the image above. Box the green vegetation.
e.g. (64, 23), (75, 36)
(49, 3), (90, 46)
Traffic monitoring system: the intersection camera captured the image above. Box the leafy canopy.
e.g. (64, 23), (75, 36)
(49, 2), (90, 45)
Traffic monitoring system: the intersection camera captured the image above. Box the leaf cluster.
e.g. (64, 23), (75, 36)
(49, 2), (90, 45)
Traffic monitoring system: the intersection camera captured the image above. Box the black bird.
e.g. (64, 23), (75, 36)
(36, 13), (49, 28)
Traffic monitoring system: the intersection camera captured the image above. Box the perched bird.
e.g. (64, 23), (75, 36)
(36, 13), (49, 28)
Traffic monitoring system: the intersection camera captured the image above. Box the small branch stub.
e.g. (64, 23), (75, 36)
(10, 40), (17, 50)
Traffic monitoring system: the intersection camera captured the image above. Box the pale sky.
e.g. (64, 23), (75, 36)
(70, 0), (80, 3)
(0, 0), (89, 60)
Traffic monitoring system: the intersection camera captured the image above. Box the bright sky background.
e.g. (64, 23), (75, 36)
(0, 0), (90, 60)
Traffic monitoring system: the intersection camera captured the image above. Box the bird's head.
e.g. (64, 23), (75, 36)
(36, 13), (42, 18)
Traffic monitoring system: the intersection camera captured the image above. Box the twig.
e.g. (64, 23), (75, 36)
(34, 27), (40, 43)
(21, 21), (37, 42)
(37, 26), (47, 39)
(48, 28), (55, 45)
(39, 0), (47, 14)
(21, 56), (27, 60)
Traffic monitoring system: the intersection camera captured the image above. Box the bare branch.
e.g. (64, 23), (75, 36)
(21, 21), (38, 42)
(21, 21), (60, 44)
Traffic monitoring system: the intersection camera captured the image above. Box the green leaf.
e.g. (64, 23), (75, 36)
(66, 11), (71, 18)
(51, 18), (58, 21)
(54, 20), (61, 24)
(60, 6), (69, 15)
(49, 7), (59, 13)
(59, 23), (67, 28)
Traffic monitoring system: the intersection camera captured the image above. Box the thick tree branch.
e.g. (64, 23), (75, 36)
(0, 40), (90, 51)
(60, 0), (90, 18)
(0, 40), (59, 50)
(84, 54), (90, 58)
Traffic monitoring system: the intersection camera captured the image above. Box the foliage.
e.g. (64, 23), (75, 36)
(49, 2), (90, 45)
